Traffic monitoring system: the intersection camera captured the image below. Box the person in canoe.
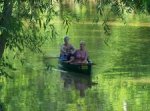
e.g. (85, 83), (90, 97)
(67, 41), (88, 64)
(60, 36), (75, 61)
(74, 41), (88, 63)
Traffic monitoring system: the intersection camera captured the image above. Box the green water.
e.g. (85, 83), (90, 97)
(0, 23), (150, 111)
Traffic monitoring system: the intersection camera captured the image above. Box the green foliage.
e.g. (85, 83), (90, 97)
(0, 0), (149, 56)
(62, 11), (78, 34)
(94, 0), (149, 34)
(74, 0), (88, 4)
(0, 0), (59, 54)
(0, 0), (60, 77)
(0, 57), (15, 78)
(0, 0), (149, 77)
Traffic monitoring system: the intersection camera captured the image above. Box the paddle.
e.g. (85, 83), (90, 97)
(44, 56), (59, 59)
(91, 63), (96, 65)
(64, 61), (96, 65)
(43, 55), (59, 59)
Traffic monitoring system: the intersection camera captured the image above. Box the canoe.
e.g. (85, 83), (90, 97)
(58, 59), (93, 74)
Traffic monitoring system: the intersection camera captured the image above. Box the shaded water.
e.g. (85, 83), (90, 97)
(0, 23), (150, 111)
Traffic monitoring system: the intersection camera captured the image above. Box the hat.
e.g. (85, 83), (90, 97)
(64, 36), (69, 41)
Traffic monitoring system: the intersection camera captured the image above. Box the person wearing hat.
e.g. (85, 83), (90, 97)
(60, 36), (75, 61)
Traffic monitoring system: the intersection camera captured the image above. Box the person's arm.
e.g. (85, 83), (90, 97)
(67, 56), (75, 63)
(70, 45), (76, 54)
(67, 50), (77, 63)
(83, 51), (88, 63)
(60, 45), (66, 54)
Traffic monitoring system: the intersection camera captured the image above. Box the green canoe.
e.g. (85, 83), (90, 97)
(58, 59), (93, 74)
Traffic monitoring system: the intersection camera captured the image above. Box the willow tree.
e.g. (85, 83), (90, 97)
(0, 0), (149, 77)
(0, 0), (59, 57)
(0, 0), (59, 76)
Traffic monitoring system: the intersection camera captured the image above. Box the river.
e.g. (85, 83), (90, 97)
(0, 22), (150, 111)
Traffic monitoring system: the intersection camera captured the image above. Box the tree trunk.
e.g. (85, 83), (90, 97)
(0, 0), (13, 58)
(0, 37), (6, 59)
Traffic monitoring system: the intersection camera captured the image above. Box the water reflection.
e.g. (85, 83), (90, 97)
(43, 56), (97, 98)
(61, 71), (97, 97)
(0, 21), (150, 111)
(0, 102), (4, 111)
